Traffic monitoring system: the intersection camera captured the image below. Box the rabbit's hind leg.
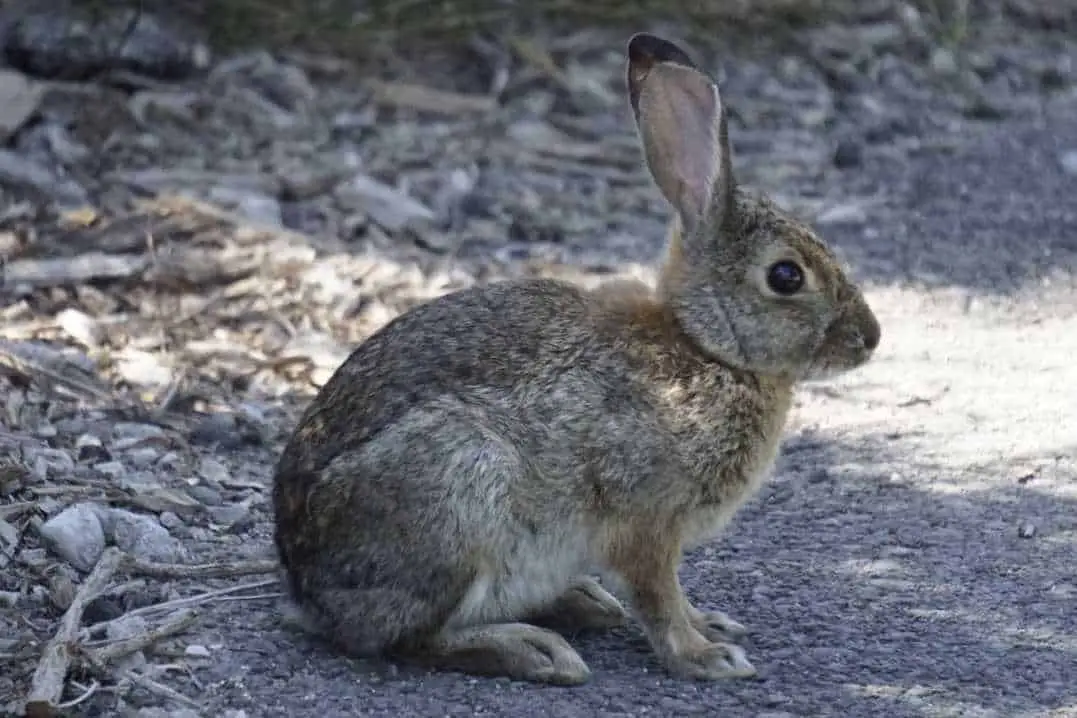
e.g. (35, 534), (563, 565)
(400, 622), (592, 685)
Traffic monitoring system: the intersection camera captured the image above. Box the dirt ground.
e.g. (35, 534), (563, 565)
(0, 3), (1075, 717)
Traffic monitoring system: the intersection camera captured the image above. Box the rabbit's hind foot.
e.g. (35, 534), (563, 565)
(404, 622), (592, 685)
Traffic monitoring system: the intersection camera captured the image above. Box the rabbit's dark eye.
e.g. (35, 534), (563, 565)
(766, 261), (804, 296)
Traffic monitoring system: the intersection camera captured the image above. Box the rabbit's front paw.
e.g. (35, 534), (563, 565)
(664, 641), (757, 681)
(554, 576), (628, 630)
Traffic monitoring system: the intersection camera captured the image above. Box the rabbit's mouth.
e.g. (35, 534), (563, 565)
(804, 311), (880, 379)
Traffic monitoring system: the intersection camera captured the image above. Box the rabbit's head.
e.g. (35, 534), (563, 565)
(626, 33), (880, 380)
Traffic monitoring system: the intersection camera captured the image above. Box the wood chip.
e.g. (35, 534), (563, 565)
(366, 79), (497, 115)
(2, 253), (149, 288)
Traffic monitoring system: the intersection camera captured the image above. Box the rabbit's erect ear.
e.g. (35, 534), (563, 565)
(626, 34), (733, 234)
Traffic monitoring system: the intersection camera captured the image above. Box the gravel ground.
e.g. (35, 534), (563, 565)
(1, 5), (1075, 717)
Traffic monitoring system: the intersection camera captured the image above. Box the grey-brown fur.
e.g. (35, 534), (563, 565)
(273, 32), (880, 685)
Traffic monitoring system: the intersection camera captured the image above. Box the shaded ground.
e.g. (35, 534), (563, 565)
(0, 4), (1075, 717)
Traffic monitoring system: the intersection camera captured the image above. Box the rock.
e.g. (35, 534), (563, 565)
(1018, 522), (1037, 538)
(110, 168), (279, 195)
(279, 166), (349, 201)
(0, 69), (44, 143)
(815, 202), (869, 226)
(75, 434), (110, 462)
(0, 518), (18, 549)
(166, 710), (203, 718)
(189, 413), (243, 448)
(334, 173), (437, 233)
(0, 149), (88, 207)
(93, 460), (127, 480)
(3, 7), (211, 82)
(184, 644), (211, 659)
(125, 446), (162, 468)
(186, 484), (223, 507)
(38, 503), (106, 571)
(245, 55), (317, 112)
(40, 123), (91, 165)
(112, 348), (174, 389)
(209, 502), (254, 534)
(102, 508), (187, 563)
(135, 709), (170, 718)
(833, 139), (862, 169)
(1059, 150), (1077, 176)
(158, 511), (184, 530)
(28, 448), (75, 481)
(930, 47), (959, 76)
(208, 185), (283, 227)
(112, 422), (168, 443)
(55, 308), (105, 347)
(197, 457), (232, 487)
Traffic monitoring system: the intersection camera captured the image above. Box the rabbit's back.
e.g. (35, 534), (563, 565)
(277, 278), (605, 473)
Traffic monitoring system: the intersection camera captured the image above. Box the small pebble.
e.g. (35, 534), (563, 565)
(76, 434), (110, 462)
(93, 460), (127, 479)
(816, 202), (868, 226)
(126, 446), (163, 468)
(184, 644), (212, 658)
(158, 511), (184, 530)
(198, 457), (232, 487)
(112, 422), (168, 442)
(1059, 150), (1077, 176)
(833, 139), (862, 169)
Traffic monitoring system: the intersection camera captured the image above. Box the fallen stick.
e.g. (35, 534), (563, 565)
(54, 680), (99, 711)
(123, 555), (278, 579)
(24, 547), (122, 718)
(83, 609), (199, 665)
(82, 578), (279, 633)
(120, 668), (198, 707)
(1, 252), (148, 289)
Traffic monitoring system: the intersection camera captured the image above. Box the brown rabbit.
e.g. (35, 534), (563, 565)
(273, 32), (881, 685)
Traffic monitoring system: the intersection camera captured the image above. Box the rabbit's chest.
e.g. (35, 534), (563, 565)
(666, 382), (792, 546)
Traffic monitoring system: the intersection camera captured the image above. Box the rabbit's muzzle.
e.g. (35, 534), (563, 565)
(808, 300), (881, 379)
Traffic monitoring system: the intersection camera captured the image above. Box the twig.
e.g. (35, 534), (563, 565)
(0, 501), (38, 520)
(366, 79), (497, 115)
(0, 253), (148, 289)
(24, 547), (122, 718)
(83, 579), (278, 633)
(82, 609), (199, 665)
(123, 555), (278, 579)
(55, 680), (99, 710)
(213, 592), (283, 603)
(121, 668), (198, 707)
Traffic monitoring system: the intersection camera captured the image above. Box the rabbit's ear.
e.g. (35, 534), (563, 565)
(626, 34), (733, 234)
